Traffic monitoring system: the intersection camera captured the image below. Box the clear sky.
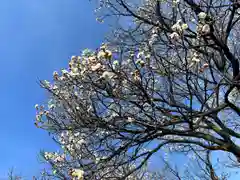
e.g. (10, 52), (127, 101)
(0, 0), (108, 178)
(0, 1), (239, 180)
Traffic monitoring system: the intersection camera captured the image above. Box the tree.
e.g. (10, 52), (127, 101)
(35, 0), (240, 179)
(8, 168), (22, 180)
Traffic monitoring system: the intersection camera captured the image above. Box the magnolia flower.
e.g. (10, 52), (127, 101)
(49, 104), (55, 110)
(151, 28), (158, 34)
(78, 139), (85, 144)
(95, 157), (100, 163)
(133, 70), (141, 82)
(173, 0), (180, 6)
(137, 51), (144, 59)
(44, 152), (53, 160)
(149, 40), (154, 46)
(169, 32), (180, 41)
(199, 67), (204, 73)
(42, 80), (50, 88)
(97, 50), (112, 59)
(198, 12), (207, 20)
(71, 56), (77, 61)
(51, 85), (58, 90)
(105, 50), (112, 59)
(201, 24), (211, 34)
(40, 105), (44, 111)
(35, 104), (39, 110)
(35, 114), (42, 122)
(91, 63), (102, 71)
(139, 60), (145, 67)
(150, 34), (158, 41)
(192, 56), (200, 62)
(55, 154), (65, 162)
(69, 61), (74, 68)
(82, 48), (93, 57)
(74, 132), (80, 136)
(171, 20), (182, 32)
(113, 60), (119, 65)
(66, 144), (74, 151)
(69, 71), (79, 77)
(203, 63), (209, 68)
(71, 169), (84, 180)
(101, 71), (115, 80)
(145, 54), (151, 59)
(71, 67), (79, 73)
(112, 60), (119, 69)
(126, 59), (132, 64)
(136, 59), (141, 64)
(149, 34), (158, 46)
(88, 56), (97, 64)
(181, 23), (188, 30)
(58, 76), (65, 81)
(191, 52), (200, 63)
(100, 44), (107, 50)
(127, 117), (135, 123)
(130, 52), (135, 57)
(61, 69), (68, 75)
(53, 71), (59, 80)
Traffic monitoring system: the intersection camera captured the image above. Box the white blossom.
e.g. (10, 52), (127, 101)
(192, 56), (200, 62)
(181, 23), (188, 30)
(35, 104), (39, 110)
(201, 24), (211, 34)
(113, 60), (119, 65)
(127, 117), (135, 123)
(61, 69), (68, 75)
(71, 169), (84, 180)
(91, 63), (102, 71)
(101, 71), (115, 80)
(173, 0), (180, 6)
(137, 51), (144, 59)
(169, 32), (180, 41)
(198, 12), (207, 20)
(171, 20), (182, 32)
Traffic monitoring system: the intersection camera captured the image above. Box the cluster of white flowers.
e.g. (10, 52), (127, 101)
(198, 12), (207, 20)
(135, 51), (146, 67)
(171, 20), (188, 33)
(44, 152), (66, 164)
(48, 46), (115, 85)
(169, 32), (180, 42)
(36, 36), (220, 178)
(191, 52), (200, 63)
(148, 27), (163, 46)
(196, 12), (211, 36)
(187, 51), (202, 69)
(126, 117), (135, 123)
(97, 44), (112, 59)
(101, 71), (115, 80)
(197, 24), (211, 36)
(169, 19), (188, 42)
(70, 169), (84, 180)
(149, 33), (158, 46)
(59, 131), (86, 155)
(172, 0), (180, 6)
(34, 104), (50, 127)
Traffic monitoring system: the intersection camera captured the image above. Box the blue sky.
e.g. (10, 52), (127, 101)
(0, 0), (239, 179)
(0, 0), (108, 178)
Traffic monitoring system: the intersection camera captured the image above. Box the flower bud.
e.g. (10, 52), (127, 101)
(35, 104), (39, 110)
